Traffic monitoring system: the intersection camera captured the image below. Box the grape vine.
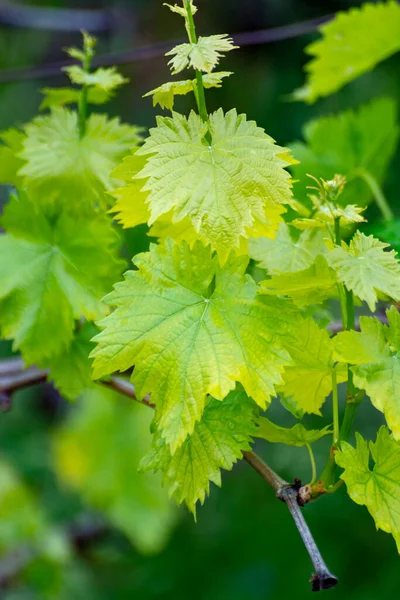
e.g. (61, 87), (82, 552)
(1, 0), (400, 593)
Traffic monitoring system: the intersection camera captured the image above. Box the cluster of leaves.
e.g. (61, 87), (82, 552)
(1, 0), (400, 577)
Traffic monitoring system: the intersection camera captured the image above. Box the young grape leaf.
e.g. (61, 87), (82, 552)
(336, 427), (400, 552)
(326, 232), (400, 311)
(0, 194), (124, 363)
(40, 87), (110, 110)
(290, 98), (398, 209)
(292, 203), (366, 232)
(164, 2), (197, 19)
(19, 108), (143, 212)
(249, 223), (327, 274)
(334, 310), (400, 440)
(334, 316), (390, 365)
(127, 109), (295, 262)
(293, 1), (400, 103)
(140, 387), (257, 515)
(278, 318), (347, 414)
(144, 72), (232, 111)
(258, 255), (337, 307)
(255, 417), (332, 447)
(166, 35), (237, 74)
(63, 66), (129, 92)
(43, 323), (98, 401)
(91, 239), (299, 452)
(0, 128), (25, 187)
(54, 387), (176, 554)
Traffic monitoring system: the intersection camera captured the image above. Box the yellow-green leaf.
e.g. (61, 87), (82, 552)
(336, 427), (400, 552)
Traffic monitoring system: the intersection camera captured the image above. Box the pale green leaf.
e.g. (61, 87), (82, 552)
(326, 232), (400, 311)
(144, 80), (194, 111)
(334, 311), (400, 440)
(334, 316), (390, 365)
(164, 2), (197, 18)
(336, 427), (400, 552)
(293, 1), (400, 103)
(249, 222), (327, 274)
(63, 65), (129, 92)
(91, 239), (298, 451)
(40, 86), (110, 110)
(278, 318), (347, 414)
(144, 72), (232, 110)
(290, 98), (399, 208)
(0, 128), (25, 187)
(140, 388), (257, 514)
(132, 109), (295, 262)
(259, 255), (337, 307)
(54, 387), (176, 553)
(255, 417), (332, 447)
(19, 108), (142, 212)
(0, 194), (124, 363)
(166, 35), (237, 74)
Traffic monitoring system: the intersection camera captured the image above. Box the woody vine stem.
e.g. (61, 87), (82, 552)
(0, 357), (338, 591)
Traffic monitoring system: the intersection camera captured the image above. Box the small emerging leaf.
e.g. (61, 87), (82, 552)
(63, 65), (129, 92)
(326, 232), (400, 311)
(166, 35), (237, 74)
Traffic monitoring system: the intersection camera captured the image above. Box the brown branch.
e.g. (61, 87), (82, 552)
(0, 357), (337, 590)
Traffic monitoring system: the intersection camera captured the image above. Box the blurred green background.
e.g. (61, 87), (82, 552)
(0, 0), (399, 598)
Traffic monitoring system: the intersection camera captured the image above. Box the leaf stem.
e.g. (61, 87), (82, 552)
(354, 168), (393, 222)
(183, 0), (210, 128)
(331, 370), (339, 445)
(78, 45), (92, 138)
(305, 443), (317, 485)
(334, 216), (341, 246)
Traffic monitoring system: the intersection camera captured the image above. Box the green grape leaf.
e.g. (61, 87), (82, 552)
(166, 35), (237, 74)
(0, 128), (25, 187)
(334, 310), (400, 440)
(63, 65), (129, 92)
(140, 388), (257, 515)
(43, 323), (98, 401)
(259, 255), (337, 307)
(54, 387), (176, 554)
(326, 232), (400, 311)
(336, 427), (400, 552)
(255, 417), (332, 447)
(127, 110), (292, 262)
(0, 194), (124, 363)
(19, 108), (142, 212)
(290, 98), (399, 209)
(144, 80), (194, 111)
(91, 239), (298, 451)
(249, 223), (327, 274)
(40, 86), (110, 110)
(144, 72), (232, 111)
(129, 109), (295, 262)
(278, 318), (347, 414)
(293, 1), (400, 103)
(334, 316), (390, 365)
